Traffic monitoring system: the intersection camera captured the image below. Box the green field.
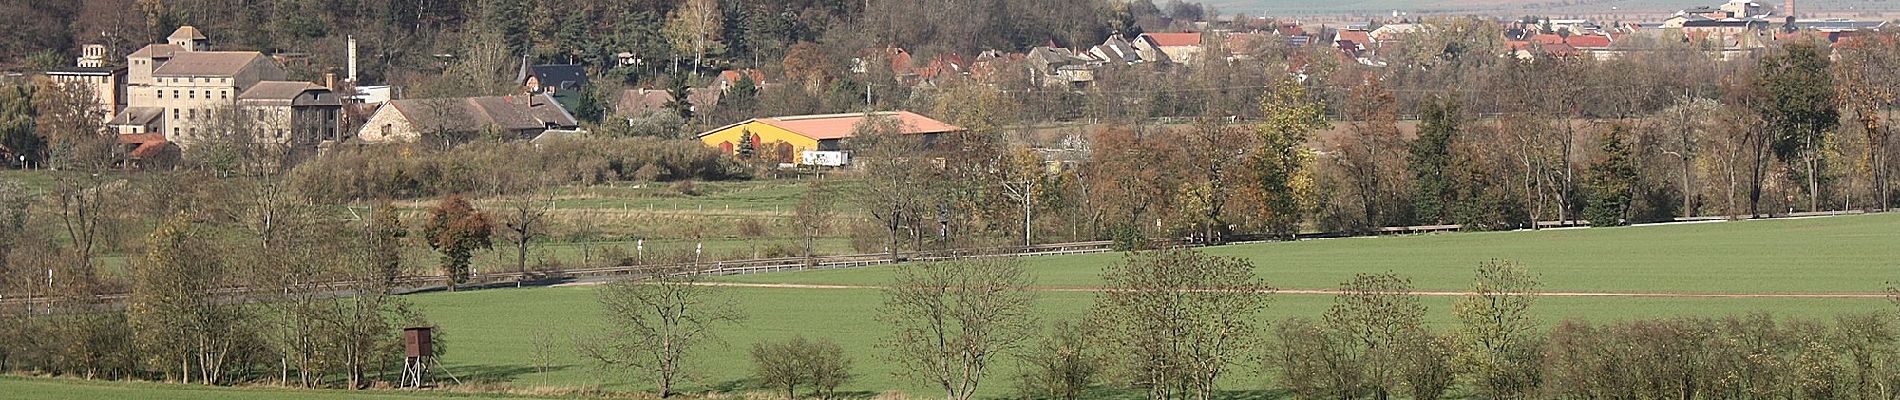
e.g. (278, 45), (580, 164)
(9, 213), (1899, 399)
(0, 376), (537, 400)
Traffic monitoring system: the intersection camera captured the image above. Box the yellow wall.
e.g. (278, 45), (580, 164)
(698, 121), (821, 164)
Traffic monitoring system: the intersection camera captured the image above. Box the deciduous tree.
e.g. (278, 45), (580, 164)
(424, 194), (493, 291)
(581, 266), (742, 398)
(1094, 249), (1271, 400)
(880, 258), (1037, 400)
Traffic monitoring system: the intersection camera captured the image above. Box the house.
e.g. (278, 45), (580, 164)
(615, 87), (722, 117)
(43, 65), (127, 123)
(1026, 47), (1097, 87)
(1138, 32), (1205, 63)
(1334, 29), (1374, 55)
(1370, 24), (1420, 43)
(519, 63), (587, 96)
(714, 69), (766, 91)
(696, 111), (962, 165)
(354, 93), (578, 143)
(117, 133), (178, 169)
(234, 81), (345, 152)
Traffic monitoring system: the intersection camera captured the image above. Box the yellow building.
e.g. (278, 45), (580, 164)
(697, 111), (962, 165)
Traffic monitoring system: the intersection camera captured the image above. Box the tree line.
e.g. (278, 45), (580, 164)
(583, 249), (1900, 400)
(831, 35), (1897, 253)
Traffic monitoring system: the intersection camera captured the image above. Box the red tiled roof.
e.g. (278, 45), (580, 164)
(1566, 34), (1613, 48)
(703, 111), (963, 141)
(1143, 32), (1203, 47)
(718, 69), (766, 85)
(1336, 30), (1372, 45)
(118, 133), (170, 159)
(1531, 34), (1566, 45)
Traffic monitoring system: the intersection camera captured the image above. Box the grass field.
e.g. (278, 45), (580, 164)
(10, 213), (1899, 399)
(0, 376), (536, 400)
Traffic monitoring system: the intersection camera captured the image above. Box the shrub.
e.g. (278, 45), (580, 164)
(751, 336), (853, 400)
(289, 136), (747, 203)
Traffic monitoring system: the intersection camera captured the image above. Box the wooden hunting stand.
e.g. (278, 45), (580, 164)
(399, 327), (460, 388)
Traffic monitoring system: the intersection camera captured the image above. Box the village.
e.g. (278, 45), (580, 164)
(2, 0), (1900, 399)
(8, 0), (1889, 170)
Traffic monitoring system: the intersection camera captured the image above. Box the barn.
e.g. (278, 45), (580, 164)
(696, 111), (962, 165)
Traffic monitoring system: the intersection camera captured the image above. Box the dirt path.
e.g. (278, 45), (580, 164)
(684, 282), (1893, 299)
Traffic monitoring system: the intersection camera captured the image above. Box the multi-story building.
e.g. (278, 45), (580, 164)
(99, 26), (342, 157)
(44, 44), (126, 123)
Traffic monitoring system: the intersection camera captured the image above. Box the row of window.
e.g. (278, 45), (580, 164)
(169, 89), (228, 100)
(157, 77), (229, 84)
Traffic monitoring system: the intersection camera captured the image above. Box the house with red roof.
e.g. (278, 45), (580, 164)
(1139, 32), (1206, 63)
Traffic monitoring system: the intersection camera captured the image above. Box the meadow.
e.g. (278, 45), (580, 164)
(8, 213), (1898, 399)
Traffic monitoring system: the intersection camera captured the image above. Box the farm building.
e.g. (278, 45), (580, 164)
(696, 111), (962, 165)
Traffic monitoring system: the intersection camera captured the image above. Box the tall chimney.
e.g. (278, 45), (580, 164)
(1785, 0), (1795, 19)
(347, 35), (358, 84)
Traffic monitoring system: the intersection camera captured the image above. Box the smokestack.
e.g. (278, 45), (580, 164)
(1785, 0), (1795, 19)
(347, 35), (358, 84)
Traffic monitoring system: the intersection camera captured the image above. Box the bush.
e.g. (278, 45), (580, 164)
(289, 136), (747, 203)
(751, 336), (853, 400)
(1015, 319), (1104, 400)
(672, 180), (699, 196)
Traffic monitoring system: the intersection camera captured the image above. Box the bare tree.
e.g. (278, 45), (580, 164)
(880, 257), (1037, 400)
(794, 179), (836, 266)
(580, 267), (742, 398)
(1094, 249), (1272, 400)
(497, 187), (555, 287)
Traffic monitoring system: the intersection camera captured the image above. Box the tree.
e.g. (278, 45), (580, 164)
(1411, 99), (1462, 224)
(1094, 249), (1272, 400)
(423, 194), (492, 291)
(1015, 319), (1105, 400)
(853, 114), (933, 260)
(736, 130), (756, 160)
(0, 84), (41, 168)
(1758, 41), (1840, 212)
(752, 335), (854, 400)
(1584, 128), (1638, 226)
(1454, 260), (1542, 399)
(331, 203), (418, 389)
(1333, 76), (1411, 230)
(665, 0), (723, 76)
(127, 213), (252, 384)
(498, 188), (553, 287)
(32, 81), (109, 171)
(998, 145), (1048, 248)
(1324, 273), (1430, 400)
(793, 179), (836, 265)
(580, 267), (742, 398)
(880, 258), (1038, 400)
(1253, 80), (1328, 238)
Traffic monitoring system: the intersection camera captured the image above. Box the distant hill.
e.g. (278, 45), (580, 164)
(1208, 0), (1900, 19)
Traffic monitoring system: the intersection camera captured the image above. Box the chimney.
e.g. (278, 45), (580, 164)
(1785, 0), (1795, 19)
(346, 36), (358, 84)
(324, 72), (336, 90)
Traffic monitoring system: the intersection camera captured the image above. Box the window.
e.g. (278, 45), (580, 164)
(172, 109), (179, 119)
(171, 90), (178, 99)
(220, 90), (227, 100)
(187, 109), (195, 119)
(188, 90), (195, 99)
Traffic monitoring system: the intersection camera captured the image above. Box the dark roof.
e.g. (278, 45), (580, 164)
(528, 64), (587, 88)
(152, 51), (269, 76)
(388, 93), (578, 133)
(108, 107), (165, 126)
